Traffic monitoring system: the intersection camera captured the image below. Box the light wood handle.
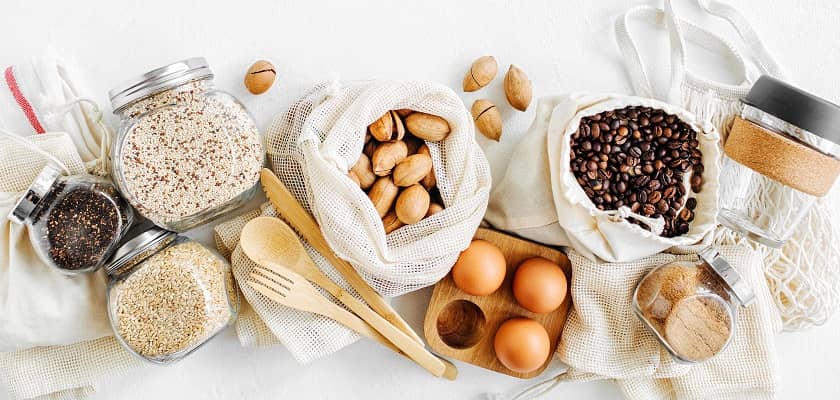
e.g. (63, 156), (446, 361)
(261, 168), (425, 344)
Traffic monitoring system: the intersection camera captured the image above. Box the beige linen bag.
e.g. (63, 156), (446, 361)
(486, 93), (721, 262)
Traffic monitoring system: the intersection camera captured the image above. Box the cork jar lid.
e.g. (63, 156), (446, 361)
(744, 75), (840, 146)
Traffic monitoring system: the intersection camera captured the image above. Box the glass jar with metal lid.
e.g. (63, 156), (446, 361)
(106, 227), (239, 364)
(109, 57), (264, 232)
(8, 164), (133, 274)
(718, 75), (840, 247)
(633, 247), (754, 364)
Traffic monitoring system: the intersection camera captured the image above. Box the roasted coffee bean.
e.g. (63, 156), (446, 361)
(571, 106), (704, 237)
(686, 197), (697, 210)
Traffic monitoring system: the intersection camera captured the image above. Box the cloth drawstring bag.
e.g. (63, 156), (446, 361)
(485, 93), (721, 262)
(617, 0), (840, 331)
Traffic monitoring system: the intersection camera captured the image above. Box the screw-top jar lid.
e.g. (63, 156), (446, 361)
(7, 164), (62, 225)
(106, 227), (177, 276)
(108, 57), (214, 112)
(698, 247), (755, 307)
(743, 75), (840, 146)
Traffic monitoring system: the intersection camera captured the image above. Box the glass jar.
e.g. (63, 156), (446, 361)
(8, 164), (133, 274)
(718, 75), (840, 247)
(633, 247), (754, 364)
(105, 227), (239, 364)
(108, 57), (264, 232)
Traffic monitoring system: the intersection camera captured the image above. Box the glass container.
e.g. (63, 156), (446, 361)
(109, 57), (264, 232)
(633, 247), (754, 364)
(718, 75), (840, 247)
(105, 227), (239, 364)
(8, 164), (133, 274)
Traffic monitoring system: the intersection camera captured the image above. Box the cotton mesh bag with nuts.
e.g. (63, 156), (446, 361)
(262, 80), (491, 297)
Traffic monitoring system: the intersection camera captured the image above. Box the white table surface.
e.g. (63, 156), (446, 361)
(2, 0), (840, 399)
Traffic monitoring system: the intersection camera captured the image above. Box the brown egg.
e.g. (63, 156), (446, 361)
(451, 240), (506, 296)
(513, 257), (568, 313)
(494, 318), (551, 373)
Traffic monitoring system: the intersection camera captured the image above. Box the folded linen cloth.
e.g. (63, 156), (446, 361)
(555, 241), (781, 399)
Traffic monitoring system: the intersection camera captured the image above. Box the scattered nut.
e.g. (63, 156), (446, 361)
(504, 64), (532, 111)
(393, 154), (433, 187)
(382, 209), (405, 234)
(244, 60), (276, 95)
(471, 99), (503, 141)
(463, 56), (498, 92)
(372, 140), (408, 176)
(405, 112), (451, 141)
(351, 153), (376, 190)
(395, 184), (430, 224)
(368, 176), (399, 217)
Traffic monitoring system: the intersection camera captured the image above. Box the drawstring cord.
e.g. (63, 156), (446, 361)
(42, 97), (112, 176)
(604, 205), (667, 235)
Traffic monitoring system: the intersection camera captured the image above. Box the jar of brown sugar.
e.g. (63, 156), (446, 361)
(109, 57), (264, 232)
(718, 75), (840, 247)
(8, 164), (133, 274)
(633, 248), (754, 363)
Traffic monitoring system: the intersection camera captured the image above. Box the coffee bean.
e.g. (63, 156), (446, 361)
(570, 106), (704, 237)
(686, 197), (697, 210)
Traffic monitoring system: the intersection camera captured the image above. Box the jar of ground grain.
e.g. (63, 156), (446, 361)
(106, 227), (239, 364)
(109, 57), (264, 232)
(632, 247), (754, 364)
(8, 164), (133, 274)
(719, 75), (840, 247)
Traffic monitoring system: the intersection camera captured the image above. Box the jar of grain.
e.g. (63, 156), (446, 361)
(109, 57), (264, 232)
(8, 164), (133, 274)
(632, 247), (754, 364)
(106, 227), (239, 364)
(719, 75), (840, 247)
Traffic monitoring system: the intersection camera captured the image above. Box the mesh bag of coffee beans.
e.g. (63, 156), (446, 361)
(487, 93), (721, 262)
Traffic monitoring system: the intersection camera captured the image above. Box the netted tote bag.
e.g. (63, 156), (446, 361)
(266, 81), (491, 296)
(486, 93), (721, 263)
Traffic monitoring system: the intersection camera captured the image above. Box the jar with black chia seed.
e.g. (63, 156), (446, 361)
(8, 164), (133, 274)
(109, 57), (264, 232)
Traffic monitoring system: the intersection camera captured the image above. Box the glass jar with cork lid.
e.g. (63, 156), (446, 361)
(8, 164), (133, 274)
(105, 227), (239, 364)
(109, 57), (264, 232)
(633, 247), (755, 363)
(718, 75), (840, 247)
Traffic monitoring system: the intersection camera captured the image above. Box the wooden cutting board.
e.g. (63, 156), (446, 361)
(423, 228), (572, 379)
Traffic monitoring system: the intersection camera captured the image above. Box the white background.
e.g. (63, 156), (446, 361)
(2, 0), (840, 399)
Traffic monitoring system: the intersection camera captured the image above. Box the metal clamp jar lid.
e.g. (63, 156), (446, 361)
(108, 57), (213, 112)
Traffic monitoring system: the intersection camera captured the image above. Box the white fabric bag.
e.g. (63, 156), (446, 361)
(267, 80), (492, 296)
(0, 131), (112, 351)
(617, 0), (840, 330)
(486, 93), (721, 262)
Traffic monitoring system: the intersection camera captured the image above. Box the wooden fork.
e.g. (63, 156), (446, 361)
(247, 267), (401, 355)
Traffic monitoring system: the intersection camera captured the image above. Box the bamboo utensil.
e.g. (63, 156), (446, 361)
(240, 216), (457, 380)
(247, 266), (400, 354)
(259, 168), (423, 343)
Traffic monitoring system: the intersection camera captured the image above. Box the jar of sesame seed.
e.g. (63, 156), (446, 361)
(109, 57), (264, 232)
(105, 227), (239, 364)
(8, 164), (134, 274)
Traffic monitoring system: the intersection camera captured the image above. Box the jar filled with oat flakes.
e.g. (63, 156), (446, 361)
(632, 247), (755, 364)
(109, 57), (264, 232)
(106, 227), (239, 364)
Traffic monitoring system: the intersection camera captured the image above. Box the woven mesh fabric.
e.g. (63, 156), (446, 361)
(265, 81), (491, 297)
(0, 336), (143, 400)
(214, 202), (362, 363)
(557, 240), (781, 399)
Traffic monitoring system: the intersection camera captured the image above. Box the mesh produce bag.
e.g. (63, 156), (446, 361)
(266, 80), (491, 296)
(555, 241), (781, 399)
